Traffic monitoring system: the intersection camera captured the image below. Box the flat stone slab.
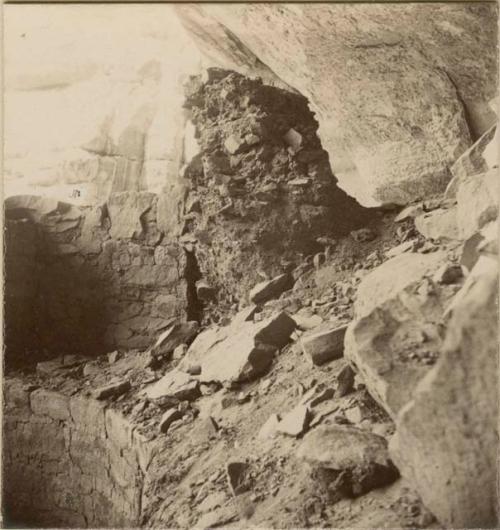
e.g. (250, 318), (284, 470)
(145, 370), (200, 401)
(180, 311), (296, 383)
(249, 273), (294, 304)
(301, 325), (347, 365)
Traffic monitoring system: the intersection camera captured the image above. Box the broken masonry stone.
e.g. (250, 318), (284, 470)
(83, 362), (101, 377)
(292, 312), (323, 331)
(145, 370), (200, 401)
(232, 305), (259, 327)
(277, 404), (311, 437)
(336, 365), (355, 397)
(180, 311), (295, 384)
(36, 358), (65, 377)
(159, 408), (183, 434)
(245, 133), (260, 146)
(385, 240), (416, 258)
(249, 273), (295, 304)
(283, 128), (303, 152)
(300, 386), (335, 408)
(196, 280), (216, 301)
(93, 380), (131, 400)
(150, 321), (199, 358)
(226, 461), (250, 496)
(301, 325), (347, 366)
(224, 134), (246, 155)
(253, 311), (296, 347)
(394, 203), (424, 223)
(257, 414), (281, 440)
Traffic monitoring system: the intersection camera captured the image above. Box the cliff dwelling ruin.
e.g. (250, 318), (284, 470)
(2, 3), (499, 529)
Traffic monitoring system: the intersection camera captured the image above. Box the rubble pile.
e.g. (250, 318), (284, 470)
(3, 66), (498, 529)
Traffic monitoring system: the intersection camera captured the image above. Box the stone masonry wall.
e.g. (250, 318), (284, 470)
(4, 192), (187, 369)
(3, 378), (155, 527)
(181, 68), (375, 307)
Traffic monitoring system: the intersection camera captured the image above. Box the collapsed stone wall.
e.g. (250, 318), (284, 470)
(4, 192), (187, 369)
(181, 68), (375, 308)
(3, 378), (151, 527)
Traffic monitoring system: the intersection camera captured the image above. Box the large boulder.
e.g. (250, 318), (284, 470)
(345, 252), (461, 418)
(176, 3), (498, 206)
(390, 254), (498, 528)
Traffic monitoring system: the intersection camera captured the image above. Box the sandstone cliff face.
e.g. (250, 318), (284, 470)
(176, 3), (498, 206)
(4, 4), (201, 204)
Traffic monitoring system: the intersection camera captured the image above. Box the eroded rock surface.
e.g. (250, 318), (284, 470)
(390, 254), (498, 528)
(176, 3), (498, 205)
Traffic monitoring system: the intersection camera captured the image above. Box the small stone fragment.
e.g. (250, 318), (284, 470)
(249, 273), (294, 304)
(245, 133), (260, 146)
(385, 241), (416, 258)
(432, 263), (464, 284)
(159, 408), (183, 434)
(83, 362), (101, 377)
(150, 321), (199, 358)
(277, 405), (311, 437)
(292, 312), (323, 331)
(336, 365), (355, 397)
(395, 204), (424, 223)
(283, 128), (303, 152)
(107, 351), (121, 364)
(93, 380), (131, 400)
(145, 370), (200, 401)
(226, 461), (250, 496)
(351, 228), (376, 242)
(173, 343), (188, 360)
(258, 414), (281, 440)
(345, 405), (364, 424)
(224, 135), (245, 155)
(196, 280), (216, 301)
